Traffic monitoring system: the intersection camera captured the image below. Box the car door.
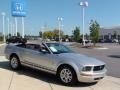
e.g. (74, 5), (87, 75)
(22, 44), (56, 72)
(32, 50), (56, 71)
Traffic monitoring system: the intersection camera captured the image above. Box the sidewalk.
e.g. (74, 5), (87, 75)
(0, 43), (5, 47)
(0, 56), (120, 90)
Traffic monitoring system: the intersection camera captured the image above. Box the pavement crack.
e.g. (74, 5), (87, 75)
(107, 79), (120, 86)
(89, 86), (94, 90)
(111, 81), (120, 86)
(8, 71), (14, 90)
(48, 83), (53, 90)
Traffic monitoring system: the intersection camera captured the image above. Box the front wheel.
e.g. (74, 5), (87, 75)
(10, 56), (21, 70)
(58, 66), (77, 85)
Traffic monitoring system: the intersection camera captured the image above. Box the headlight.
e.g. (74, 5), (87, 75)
(82, 66), (92, 71)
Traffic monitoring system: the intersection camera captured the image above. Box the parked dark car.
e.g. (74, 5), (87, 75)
(6, 36), (27, 44)
(100, 39), (112, 43)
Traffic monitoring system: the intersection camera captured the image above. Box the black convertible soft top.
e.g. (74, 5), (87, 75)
(6, 36), (27, 44)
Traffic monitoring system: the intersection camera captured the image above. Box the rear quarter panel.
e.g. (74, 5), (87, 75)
(4, 44), (23, 61)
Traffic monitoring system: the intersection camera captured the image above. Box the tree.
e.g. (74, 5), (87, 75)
(53, 29), (64, 39)
(85, 33), (90, 40)
(72, 27), (80, 42)
(0, 36), (3, 41)
(43, 31), (54, 39)
(64, 35), (69, 39)
(9, 34), (11, 37)
(113, 31), (117, 39)
(39, 31), (42, 38)
(17, 32), (21, 37)
(89, 20), (100, 46)
(42, 29), (64, 40)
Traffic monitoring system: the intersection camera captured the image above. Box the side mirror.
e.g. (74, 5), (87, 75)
(40, 48), (48, 54)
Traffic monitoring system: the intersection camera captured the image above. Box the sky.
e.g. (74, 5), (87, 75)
(0, 0), (120, 36)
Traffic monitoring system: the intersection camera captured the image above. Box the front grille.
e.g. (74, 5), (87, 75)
(93, 65), (105, 71)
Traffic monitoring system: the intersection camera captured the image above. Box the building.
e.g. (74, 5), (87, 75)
(100, 26), (120, 40)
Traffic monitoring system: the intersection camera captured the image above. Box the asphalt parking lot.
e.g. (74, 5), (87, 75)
(72, 43), (120, 78)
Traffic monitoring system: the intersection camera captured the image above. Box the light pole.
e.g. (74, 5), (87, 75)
(1, 12), (6, 42)
(15, 17), (18, 36)
(22, 17), (25, 38)
(58, 17), (63, 43)
(10, 22), (14, 36)
(10, 22), (12, 36)
(7, 18), (10, 38)
(10, 22), (13, 36)
(80, 1), (88, 46)
(12, 23), (15, 36)
(41, 26), (45, 40)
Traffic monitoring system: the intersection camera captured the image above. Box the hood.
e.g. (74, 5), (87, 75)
(58, 53), (105, 66)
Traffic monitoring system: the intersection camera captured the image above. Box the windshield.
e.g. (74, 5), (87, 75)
(46, 43), (73, 54)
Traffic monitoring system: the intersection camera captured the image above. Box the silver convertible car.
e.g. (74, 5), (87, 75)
(5, 42), (107, 85)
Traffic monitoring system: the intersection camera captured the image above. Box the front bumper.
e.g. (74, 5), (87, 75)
(77, 69), (107, 83)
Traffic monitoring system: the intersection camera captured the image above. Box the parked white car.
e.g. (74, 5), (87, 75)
(112, 39), (119, 43)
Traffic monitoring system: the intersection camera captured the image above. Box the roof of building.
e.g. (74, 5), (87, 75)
(100, 26), (120, 30)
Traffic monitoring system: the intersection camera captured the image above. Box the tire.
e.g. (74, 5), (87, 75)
(10, 55), (21, 70)
(57, 66), (77, 86)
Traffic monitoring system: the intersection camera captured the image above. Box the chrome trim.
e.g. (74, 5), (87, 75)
(21, 61), (56, 74)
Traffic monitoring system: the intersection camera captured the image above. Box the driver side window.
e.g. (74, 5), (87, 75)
(25, 44), (50, 54)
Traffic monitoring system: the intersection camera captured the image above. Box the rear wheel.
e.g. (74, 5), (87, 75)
(57, 66), (77, 86)
(10, 55), (21, 70)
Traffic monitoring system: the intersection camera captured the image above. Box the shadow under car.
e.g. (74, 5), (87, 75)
(0, 60), (97, 87)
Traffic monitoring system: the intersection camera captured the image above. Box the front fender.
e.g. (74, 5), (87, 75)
(57, 61), (83, 79)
